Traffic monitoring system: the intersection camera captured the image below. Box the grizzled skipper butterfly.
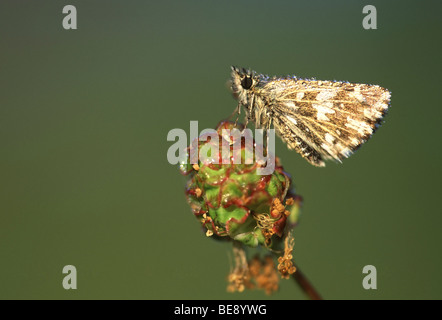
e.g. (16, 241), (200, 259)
(230, 66), (390, 167)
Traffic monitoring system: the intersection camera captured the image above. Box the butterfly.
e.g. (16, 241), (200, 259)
(230, 66), (391, 167)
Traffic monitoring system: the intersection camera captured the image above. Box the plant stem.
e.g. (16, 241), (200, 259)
(292, 264), (323, 300)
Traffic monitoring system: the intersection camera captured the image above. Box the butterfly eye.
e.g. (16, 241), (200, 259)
(241, 76), (253, 89)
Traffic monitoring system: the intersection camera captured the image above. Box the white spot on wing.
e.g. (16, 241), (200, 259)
(316, 90), (336, 101)
(284, 101), (298, 110)
(351, 137), (360, 146)
(321, 142), (337, 158)
(287, 115), (297, 125)
(325, 133), (335, 144)
(345, 117), (373, 135)
(340, 147), (352, 158)
(364, 107), (382, 120)
(353, 86), (366, 103)
(313, 102), (335, 121)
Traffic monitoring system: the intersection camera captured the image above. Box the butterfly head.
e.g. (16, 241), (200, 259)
(230, 66), (259, 103)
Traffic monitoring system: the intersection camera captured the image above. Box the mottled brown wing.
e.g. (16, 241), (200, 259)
(266, 79), (390, 166)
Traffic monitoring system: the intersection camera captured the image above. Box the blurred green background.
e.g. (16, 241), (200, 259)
(0, 0), (441, 300)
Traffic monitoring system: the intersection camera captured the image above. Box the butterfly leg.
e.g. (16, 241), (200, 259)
(244, 114), (249, 129)
(229, 103), (241, 119)
(229, 103), (242, 127)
